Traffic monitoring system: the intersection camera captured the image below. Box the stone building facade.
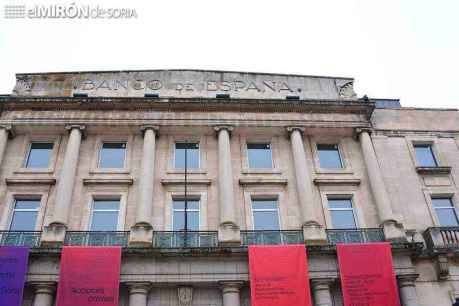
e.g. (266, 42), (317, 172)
(0, 70), (458, 306)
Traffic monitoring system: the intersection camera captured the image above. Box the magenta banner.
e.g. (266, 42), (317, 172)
(0, 246), (29, 306)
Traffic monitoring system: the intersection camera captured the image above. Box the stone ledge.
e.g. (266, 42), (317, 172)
(238, 178), (288, 186)
(161, 179), (212, 186)
(5, 177), (56, 185)
(416, 166), (451, 175)
(82, 177), (134, 185)
(313, 178), (361, 186)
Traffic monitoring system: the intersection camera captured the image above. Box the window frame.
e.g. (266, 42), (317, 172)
(413, 143), (439, 167)
(246, 142), (274, 169)
(327, 197), (358, 229)
(173, 141), (201, 170)
(316, 143), (344, 170)
(8, 198), (41, 231)
(310, 137), (353, 174)
(171, 196), (201, 231)
(431, 196), (459, 227)
(250, 197), (281, 231)
(24, 142), (55, 169)
(89, 197), (122, 231)
(97, 141), (128, 169)
(16, 136), (60, 174)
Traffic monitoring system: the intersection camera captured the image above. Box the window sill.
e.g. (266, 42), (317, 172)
(241, 168), (282, 175)
(313, 177), (361, 186)
(6, 177), (56, 185)
(314, 169), (354, 175)
(161, 178), (212, 186)
(89, 169), (131, 175)
(83, 177), (133, 185)
(14, 168), (54, 175)
(239, 178), (288, 186)
(416, 166), (451, 175)
(166, 169), (208, 175)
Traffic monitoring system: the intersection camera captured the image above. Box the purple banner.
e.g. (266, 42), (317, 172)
(0, 246), (29, 306)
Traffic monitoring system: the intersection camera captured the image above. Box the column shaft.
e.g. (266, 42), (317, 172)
(221, 283), (242, 306)
(53, 126), (84, 225)
(136, 127), (157, 226)
(32, 283), (55, 306)
(128, 283), (150, 306)
(0, 126), (11, 166)
(398, 275), (420, 306)
(358, 130), (394, 222)
(289, 128), (317, 225)
(311, 279), (333, 306)
(217, 127), (236, 224)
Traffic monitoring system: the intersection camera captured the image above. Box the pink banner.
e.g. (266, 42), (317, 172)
(56, 246), (121, 306)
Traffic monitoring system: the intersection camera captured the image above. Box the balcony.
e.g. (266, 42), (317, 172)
(241, 230), (304, 246)
(64, 231), (130, 247)
(424, 227), (459, 250)
(326, 228), (385, 245)
(153, 231), (218, 248)
(0, 231), (41, 248)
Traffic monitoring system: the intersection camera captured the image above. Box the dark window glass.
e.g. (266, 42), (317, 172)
(90, 199), (120, 231)
(432, 198), (458, 226)
(99, 142), (126, 168)
(247, 143), (273, 169)
(328, 198), (356, 229)
(25, 142), (53, 168)
(172, 199), (200, 231)
(317, 144), (343, 169)
(414, 144), (438, 167)
(252, 199), (280, 230)
(175, 143), (199, 169)
(9, 199), (40, 231)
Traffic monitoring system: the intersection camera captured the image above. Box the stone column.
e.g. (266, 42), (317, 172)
(0, 125), (13, 166)
(31, 282), (56, 306)
(214, 126), (240, 245)
(287, 127), (326, 244)
(221, 282), (243, 306)
(397, 274), (420, 306)
(127, 282), (151, 306)
(129, 126), (158, 247)
(356, 128), (405, 241)
(42, 125), (85, 246)
(311, 278), (334, 306)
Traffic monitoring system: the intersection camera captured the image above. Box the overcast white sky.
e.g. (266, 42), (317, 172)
(1, 0), (458, 108)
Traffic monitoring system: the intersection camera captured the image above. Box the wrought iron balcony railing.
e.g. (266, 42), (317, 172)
(241, 230), (304, 246)
(326, 228), (385, 245)
(64, 231), (130, 247)
(153, 231), (218, 248)
(424, 227), (459, 250)
(0, 231), (41, 248)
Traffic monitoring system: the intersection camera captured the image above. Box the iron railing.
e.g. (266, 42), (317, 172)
(0, 231), (41, 247)
(326, 228), (385, 244)
(424, 227), (459, 249)
(153, 231), (218, 248)
(64, 231), (130, 247)
(241, 230), (304, 246)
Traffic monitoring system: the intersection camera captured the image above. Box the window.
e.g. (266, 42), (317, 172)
(9, 199), (40, 231)
(174, 142), (200, 169)
(251, 199), (280, 230)
(172, 198), (200, 231)
(98, 142), (126, 168)
(25, 142), (53, 168)
(90, 199), (120, 231)
(247, 143), (273, 169)
(432, 197), (458, 226)
(328, 198), (357, 229)
(414, 144), (438, 167)
(317, 144), (343, 169)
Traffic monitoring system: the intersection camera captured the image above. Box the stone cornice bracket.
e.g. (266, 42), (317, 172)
(65, 124), (86, 139)
(0, 124), (15, 138)
(219, 281), (244, 293)
(126, 282), (152, 294)
(286, 126), (305, 137)
(213, 125), (234, 137)
(354, 127), (373, 140)
(140, 125), (159, 137)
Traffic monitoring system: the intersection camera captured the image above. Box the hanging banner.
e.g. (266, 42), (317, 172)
(337, 243), (400, 306)
(248, 245), (312, 306)
(0, 246), (29, 306)
(56, 246), (121, 306)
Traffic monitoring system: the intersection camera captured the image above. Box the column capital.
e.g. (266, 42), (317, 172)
(219, 281), (244, 293)
(140, 125), (159, 136)
(354, 127), (373, 139)
(214, 125), (234, 133)
(286, 126), (305, 136)
(65, 124), (86, 138)
(126, 282), (152, 295)
(0, 124), (15, 138)
(29, 282), (56, 294)
(311, 278), (335, 290)
(397, 274), (419, 287)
